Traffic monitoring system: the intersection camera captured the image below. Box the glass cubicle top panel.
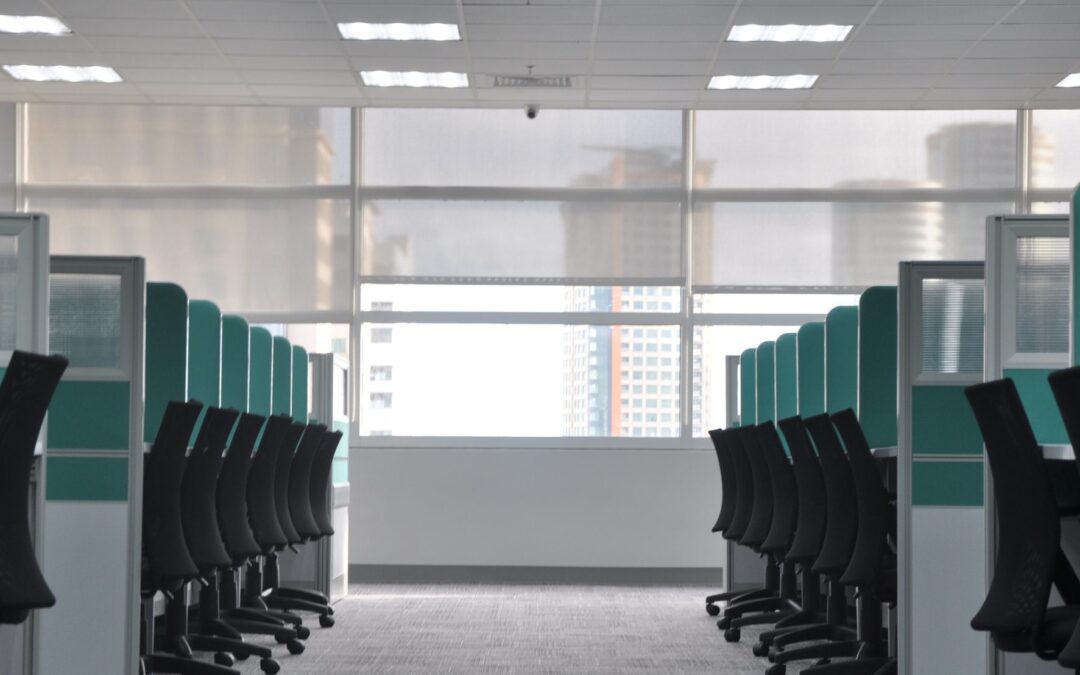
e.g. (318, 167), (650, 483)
(49, 273), (122, 369)
(921, 277), (984, 375)
(0, 235), (17, 351)
(1015, 235), (1069, 355)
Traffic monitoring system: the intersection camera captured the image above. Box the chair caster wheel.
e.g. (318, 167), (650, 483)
(723, 628), (741, 642)
(287, 639), (306, 655)
(274, 634), (291, 645)
(319, 614), (335, 628)
(706, 603), (720, 616)
(327, 606), (334, 615)
(213, 652), (236, 667)
(717, 616), (731, 630)
(295, 625), (311, 640)
(753, 642), (770, 657)
(765, 665), (786, 675)
(236, 652), (250, 661)
(260, 657), (281, 674)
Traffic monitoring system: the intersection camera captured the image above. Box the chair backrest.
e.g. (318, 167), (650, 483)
(217, 412), (266, 561)
(966, 378), (1058, 634)
(804, 413), (858, 575)
(181, 406), (239, 570)
(0, 351), (68, 620)
(755, 422), (798, 555)
(288, 424), (327, 540)
(247, 414), (293, 550)
(832, 409), (890, 588)
(737, 425), (774, 549)
(143, 399), (203, 587)
(273, 422), (307, 545)
(708, 428), (737, 534)
(778, 415), (827, 563)
(723, 428), (755, 542)
(1048, 365), (1080, 479)
(310, 430), (342, 537)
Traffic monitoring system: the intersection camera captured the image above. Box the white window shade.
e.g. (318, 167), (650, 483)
(921, 278), (984, 375)
(362, 109), (682, 189)
(361, 200), (683, 282)
(1031, 110), (1080, 189)
(35, 196), (351, 314)
(1015, 235), (1069, 355)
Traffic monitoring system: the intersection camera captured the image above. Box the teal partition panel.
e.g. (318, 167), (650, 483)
(292, 345), (308, 421)
(272, 335), (292, 417)
(1004, 367), (1068, 445)
(221, 315), (249, 412)
(144, 282), (188, 443)
(859, 287), (898, 448)
(249, 328), (272, 416)
(775, 333), (798, 421)
(740, 348), (757, 426)
(187, 300), (221, 442)
(756, 341), (776, 423)
(826, 306), (859, 414)
(797, 322), (826, 417)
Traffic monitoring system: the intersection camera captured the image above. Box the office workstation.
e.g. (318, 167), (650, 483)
(1, 2), (1080, 674)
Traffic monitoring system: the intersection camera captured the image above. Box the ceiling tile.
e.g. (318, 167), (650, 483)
(48, 0), (191, 20)
(65, 18), (203, 38)
(463, 6), (595, 24)
(186, 1), (323, 22)
(324, 3), (459, 23)
(200, 21), (336, 40)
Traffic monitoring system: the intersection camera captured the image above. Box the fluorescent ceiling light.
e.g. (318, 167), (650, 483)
(0, 15), (71, 35)
(361, 70), (468, 88)
(338, 22), (460, 41)
(3, 65), (122, 83)
(708, 74), (819, 90)
(1057, 73), (1080, 88)
(728, 24), (853, 43)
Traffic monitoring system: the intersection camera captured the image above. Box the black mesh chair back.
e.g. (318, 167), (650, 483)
(832, 409), (890, 588)
(756, 422), (798, 556)
(708, 428), (737, 534)
(778, 416), (827, 563)
(724, 428), (755, 542)
(1049, 365), (1080, 479)
(181, 406), (239, 571)
(288, 424), (327, 540)
(217, 412), (268, 562)
(966, 379), (1058, 635)
(0, 352), (67, 621)
(144, 399), (203, 588)
(737, 426), (774, 549)
(310, 430), (342, 537)
(272, 422), (307, 546)
(804, 413), (858, 575)
(247, 415), (293, 550)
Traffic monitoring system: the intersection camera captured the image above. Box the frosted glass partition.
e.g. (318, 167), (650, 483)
(1014, 235), (1069, 356)
(920, 278), (985, 375)
(49, 274), (123, 370)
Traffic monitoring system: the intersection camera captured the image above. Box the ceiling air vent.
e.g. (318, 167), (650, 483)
(492, 75), (573, 88)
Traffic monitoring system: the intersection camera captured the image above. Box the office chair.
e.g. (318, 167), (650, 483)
(141, 399), (240, 675)
(966, 379), (1079, 667)
(705, 428), (743, 616)
(0, 351), (67, 624)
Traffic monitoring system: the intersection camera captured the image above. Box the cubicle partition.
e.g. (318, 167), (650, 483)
(309, 354), (350, 601)
(739, 348), (757, 427)
(0, 214), (48, 675)
(756, 341), (776, 423)
(774, 333), (798, 432)
(41, 256), (146, 675)
(897, 261), (986, 675)
(796, 322), (826, 418)
(825, 306), (859, 414)
(857, 287), (898, 450)
(726, 347), (761, 593)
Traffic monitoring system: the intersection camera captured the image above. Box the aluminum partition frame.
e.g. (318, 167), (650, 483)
(0, 213), (47, 675)
(898, 260), (986, 675)
(310, 353), (350, 601)
(42, 256), (145, 675)
(984, 214), (1070, 675)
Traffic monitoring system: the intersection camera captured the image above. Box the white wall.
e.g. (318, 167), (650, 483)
(349, 447), (723, 569)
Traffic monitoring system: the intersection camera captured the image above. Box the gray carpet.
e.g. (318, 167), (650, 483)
(226, 584), (768, 674)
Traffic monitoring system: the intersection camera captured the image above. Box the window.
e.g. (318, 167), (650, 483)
(1031, 110), (1080, 190)
(370, 327), (393, 343)
(370, 366), (393, 382)
(370, 393), (393, 409)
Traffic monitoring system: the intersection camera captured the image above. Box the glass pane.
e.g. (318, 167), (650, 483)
(27, 104), (351, 185)
(693, 201), (1010, 286)
(695, 110), (1017, 189)
(361, 200), (682, 280)
(363, 109), (682, 188)
(695, 293), (861, 314)
(694, 325), (801, 436)
(1016, 235), (1069, 355)
(0, 104), (15, 210)
(920, 278), (984, 375)
(359, 284), (681, 313)
(358, 323), (681, 437)
(1032, 202), (1069, 214)
(49, 273), (122, 369)
(33, 196), (351, 313)
(0, 234), (17, 350)
(1031, 110), (1080, 189)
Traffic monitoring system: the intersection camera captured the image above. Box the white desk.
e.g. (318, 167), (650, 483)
(1043, 444), (1075, 461)
(872, 446), (898, 459)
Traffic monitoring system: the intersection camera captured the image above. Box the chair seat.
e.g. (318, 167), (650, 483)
(992, 605), (1080, 658)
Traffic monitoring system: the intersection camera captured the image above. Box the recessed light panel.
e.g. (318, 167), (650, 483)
(3, 65), (123, 83)
(0, 15), (71, 35)
(708, 74), (819, 90)
(339, 22), (460, 41)
(728, 24), (853, 43)
(361, 71), (468, 88)
(1057, 73), (1080, 88)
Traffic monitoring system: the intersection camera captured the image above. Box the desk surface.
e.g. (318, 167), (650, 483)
(1044, 444), (1075, 461)
(872, 446), (898, 459)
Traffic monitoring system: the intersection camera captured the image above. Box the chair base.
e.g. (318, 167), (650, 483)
(142, 652), (240, 675)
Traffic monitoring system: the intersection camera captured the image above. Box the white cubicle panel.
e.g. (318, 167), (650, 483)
(312, 353), (350, 601)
